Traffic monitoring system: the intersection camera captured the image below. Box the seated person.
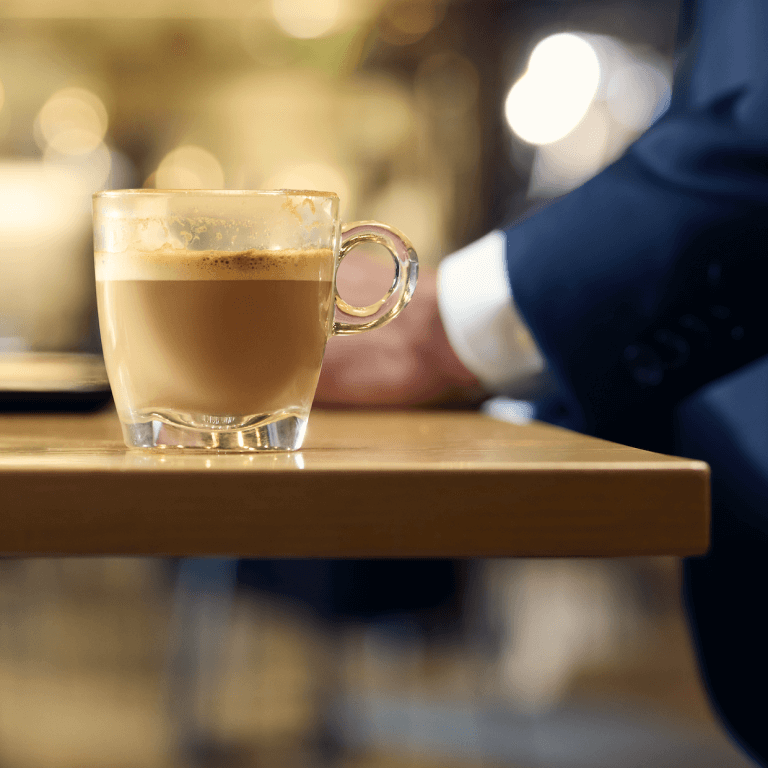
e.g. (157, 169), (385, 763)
(315, 0), (768, 763)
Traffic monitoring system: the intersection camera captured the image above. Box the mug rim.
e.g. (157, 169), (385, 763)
(93, 188), (339, 200)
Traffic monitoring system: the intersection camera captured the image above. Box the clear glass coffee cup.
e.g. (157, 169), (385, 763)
(93, 189), (417, 451)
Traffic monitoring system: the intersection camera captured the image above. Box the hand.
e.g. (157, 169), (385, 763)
(314, 255), (484, 407)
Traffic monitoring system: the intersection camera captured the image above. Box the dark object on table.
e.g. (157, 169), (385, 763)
(0, 353), (112, 412)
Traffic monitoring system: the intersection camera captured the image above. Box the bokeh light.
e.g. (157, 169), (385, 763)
(521, 35), (673, 199)
(271, 0), (341, 39)
(378, 0), (445, 46)
(0, 161), (100, 351)
(36, 87), (108, 156)
(527, 106), (611, 197)
(154, 145), (224, 189)
(264, 160), (351, 213)
(607, 61), (671, 131)
(44, 141), (113, 192)
(505, 33), (601, 145)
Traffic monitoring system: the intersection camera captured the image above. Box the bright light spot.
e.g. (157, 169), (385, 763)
(37, 87), (108, 156)
(43, 140), (113, 191)
(271, 0), (340, 39)
(607, 62), (671, 130)
(528, 107), (611, 198)
(0, 161), (100, 351)
(264, 161), (350, 211)
(155, 145), (224, 189)
(505, 33), (601, 145)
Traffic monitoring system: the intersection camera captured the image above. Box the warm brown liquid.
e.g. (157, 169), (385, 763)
(97, 250), (334, 419)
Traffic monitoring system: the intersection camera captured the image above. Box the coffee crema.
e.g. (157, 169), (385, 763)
(97, 248), (335, 421)
(95, 246), (335, 282)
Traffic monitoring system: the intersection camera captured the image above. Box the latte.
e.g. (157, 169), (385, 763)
(96, 247), (334, 424)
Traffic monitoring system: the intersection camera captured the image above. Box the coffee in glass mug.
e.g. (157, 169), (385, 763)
(93, 190), (417, 451)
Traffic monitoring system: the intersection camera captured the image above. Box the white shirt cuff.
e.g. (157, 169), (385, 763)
(437, 230), (548, 396)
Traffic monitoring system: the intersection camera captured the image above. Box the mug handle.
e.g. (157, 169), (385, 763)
(332, 221), (418, 336)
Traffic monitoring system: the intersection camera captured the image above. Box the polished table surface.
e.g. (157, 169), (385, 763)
(0, 407), (709, 558)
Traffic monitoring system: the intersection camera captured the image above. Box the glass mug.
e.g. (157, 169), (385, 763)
(93, 189), (418, 451)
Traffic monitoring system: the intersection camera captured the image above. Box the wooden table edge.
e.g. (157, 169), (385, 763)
(0, 461), (710, 558)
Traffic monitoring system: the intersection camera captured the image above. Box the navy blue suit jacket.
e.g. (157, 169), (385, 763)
(505, 0), (768, 761)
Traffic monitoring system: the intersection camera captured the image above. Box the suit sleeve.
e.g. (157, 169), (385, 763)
(505, 80), (768, 439)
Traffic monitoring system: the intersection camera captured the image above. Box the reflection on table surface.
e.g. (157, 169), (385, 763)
(0, 406), (701, 471)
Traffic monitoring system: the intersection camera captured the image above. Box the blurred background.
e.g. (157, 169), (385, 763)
(0, 1), (757, 767)
(0, 0), (679, 354)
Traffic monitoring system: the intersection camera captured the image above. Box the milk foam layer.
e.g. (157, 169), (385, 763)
(96, 247), (335, 281)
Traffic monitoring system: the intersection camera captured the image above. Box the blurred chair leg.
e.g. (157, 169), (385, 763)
(165, 557), (238, 766)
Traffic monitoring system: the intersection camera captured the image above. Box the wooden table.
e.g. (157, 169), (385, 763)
(0, 408), (709, 558)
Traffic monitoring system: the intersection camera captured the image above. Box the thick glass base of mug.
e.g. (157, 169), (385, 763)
(119, 408), (309, 451)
